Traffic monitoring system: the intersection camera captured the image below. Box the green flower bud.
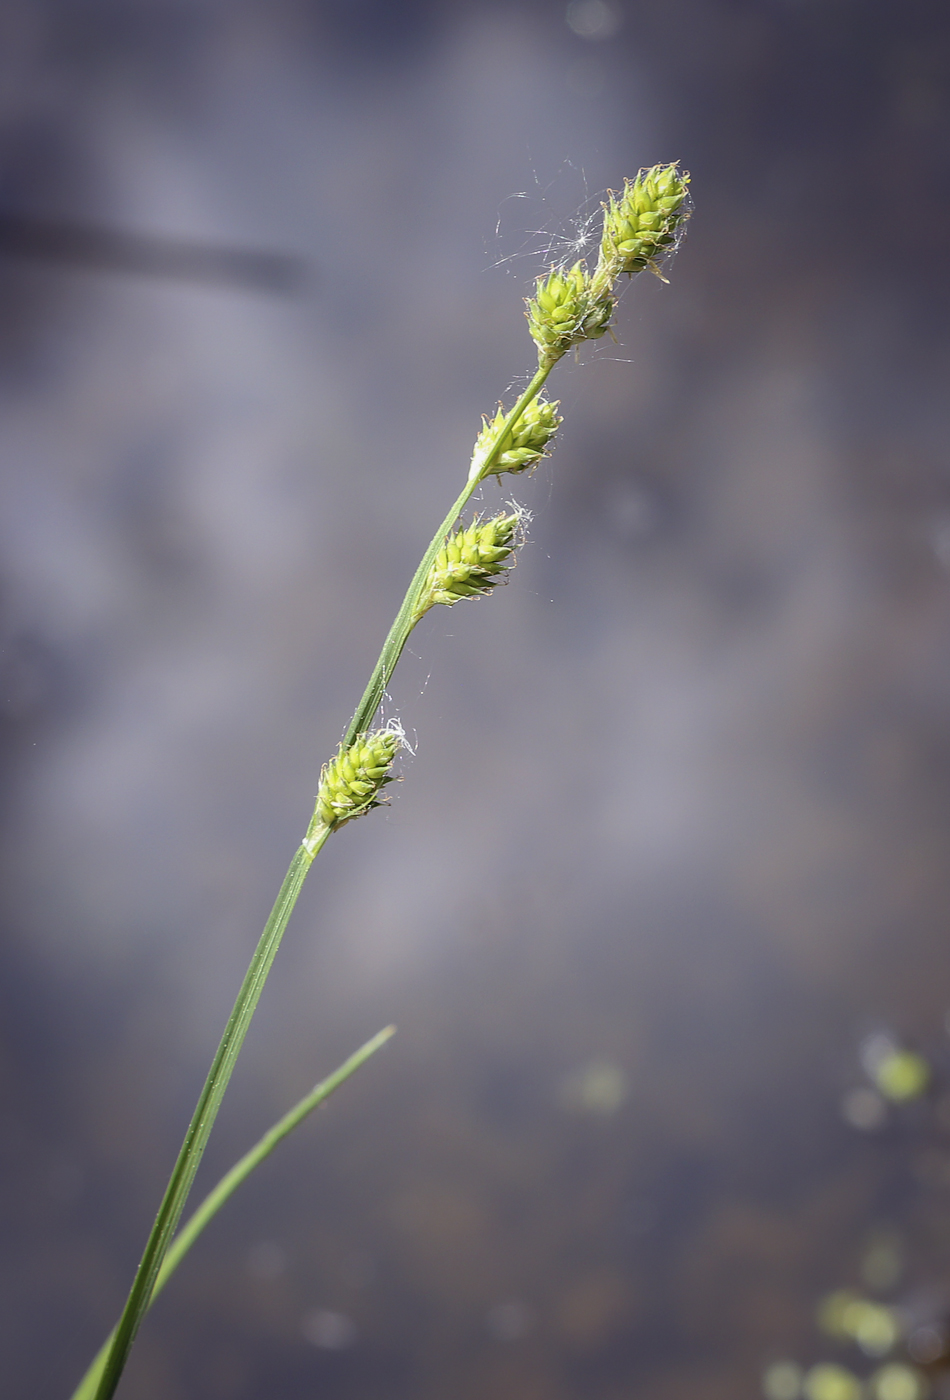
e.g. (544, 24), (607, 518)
(595, 162), (690, 282)
(469, 396), (562, 482)
(526, 262), (613, 367)
(314, 725), (403, 830)
(415, 510), (524, 618)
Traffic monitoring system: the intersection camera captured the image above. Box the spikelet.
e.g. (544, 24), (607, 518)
(468, 397), (561, 482)
(414, 511), (524, 619)
(313, 725), (403, 831)
(526, 262), (613, 368)
(594, 163), (690, 285)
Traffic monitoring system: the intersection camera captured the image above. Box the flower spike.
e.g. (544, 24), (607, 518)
(313, 725), (404, 832)
(526, 262), (613, 368)
(469, 397), (561, 482)
(593, 162), (690, 288)
(414, 510), (525, 620)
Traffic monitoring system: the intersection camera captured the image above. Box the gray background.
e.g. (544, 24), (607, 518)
(1, 1), (950, 1397)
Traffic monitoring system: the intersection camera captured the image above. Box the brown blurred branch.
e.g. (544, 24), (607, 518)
(0, 211), (310, 294)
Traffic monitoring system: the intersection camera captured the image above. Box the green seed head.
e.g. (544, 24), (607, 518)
(596, 163), (690, 282)
(415, 510), (524, 617)
(469, 396), (562, 482)
(314, 725), (403, 830)
(526, 262), (613, 368)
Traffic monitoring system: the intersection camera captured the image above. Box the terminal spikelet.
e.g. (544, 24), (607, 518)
(594, 162), (690, 285)
(469, 396), (561, 482)
(314, 726), (403, 830)
(414, 511), (523, 619)
(526, 262), (613, 368)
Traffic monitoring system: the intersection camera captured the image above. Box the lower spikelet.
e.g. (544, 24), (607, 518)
(314, 724), (404, 830)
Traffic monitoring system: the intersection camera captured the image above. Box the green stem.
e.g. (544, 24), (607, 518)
(85, 357), (553, 1400)
(72, 1026), (395, 1400)
(90, 833), (328, 1400)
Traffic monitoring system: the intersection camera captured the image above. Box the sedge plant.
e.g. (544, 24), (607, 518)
(74, 162), (690, 1400)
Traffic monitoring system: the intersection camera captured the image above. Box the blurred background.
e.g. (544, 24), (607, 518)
(1, 1), (949, 1397)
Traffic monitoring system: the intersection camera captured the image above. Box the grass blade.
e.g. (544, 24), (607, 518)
(72, 1024), (394, 1400)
